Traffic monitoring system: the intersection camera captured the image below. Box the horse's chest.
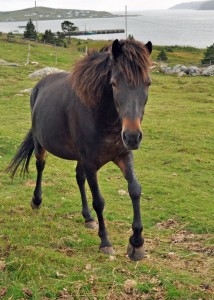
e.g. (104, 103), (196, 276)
(95, 133), (127, 166)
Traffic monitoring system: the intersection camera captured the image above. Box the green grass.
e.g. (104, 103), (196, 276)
(0, 37), (214, 299)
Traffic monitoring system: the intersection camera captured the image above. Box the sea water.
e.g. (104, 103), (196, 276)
(0, 10), (213, 48)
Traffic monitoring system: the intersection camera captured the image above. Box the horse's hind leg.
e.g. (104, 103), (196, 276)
(31, 140), (46, 209)
(83, 163), (114, 255)
(76, 161), (97, 229)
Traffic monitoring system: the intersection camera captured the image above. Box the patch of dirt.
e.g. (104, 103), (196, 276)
(0, 287), (7, 297)
(106, 285), (166, 300)
(0, 260), (6, 271)
(22, 287), (33, 297)
(57, 246), (74, 257)
(156, 218), (179, 230)
(143, 226), (214, 298)
(57, 288), (73, 299)
(171, 230), (214, 256)
(9, 206), (25, 214)
(25, 179), (53, 187)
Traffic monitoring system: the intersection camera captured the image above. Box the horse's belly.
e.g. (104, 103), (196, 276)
(44, 143), (79, 160)
(33, 117), (80, 161)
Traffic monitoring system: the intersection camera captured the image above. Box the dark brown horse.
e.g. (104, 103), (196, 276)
(7, 38), (152, 261)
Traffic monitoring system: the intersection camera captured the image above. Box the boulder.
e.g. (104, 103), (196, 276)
(29, 67), (65, 79)
(178, 71), (186, 77)
(173, 64), (182, 74)
(202, 65), (214, 76)
(185, 66), (201, 75)
(0, 59), (8, 65)
(19, 88), (33, 94)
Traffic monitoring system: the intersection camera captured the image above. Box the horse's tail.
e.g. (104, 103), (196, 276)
(6, 129), (35, 178)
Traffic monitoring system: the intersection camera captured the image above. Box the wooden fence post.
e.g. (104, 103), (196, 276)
(26, 44), (31, 65)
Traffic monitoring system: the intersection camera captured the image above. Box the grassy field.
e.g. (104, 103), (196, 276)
(0, 37), (213, 299)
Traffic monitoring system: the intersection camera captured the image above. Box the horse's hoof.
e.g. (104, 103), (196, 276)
(127, 242), (144, 261)
(30, 199), (41, 210)
(85, 220), (98, 230)
(100, 246), (115, 256)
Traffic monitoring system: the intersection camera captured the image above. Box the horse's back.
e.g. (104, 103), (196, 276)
(30, 72), (70, 109)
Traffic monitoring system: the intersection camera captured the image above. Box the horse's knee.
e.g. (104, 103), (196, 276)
(128, 180), (141, 200)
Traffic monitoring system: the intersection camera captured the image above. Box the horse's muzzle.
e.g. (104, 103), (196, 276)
(122, 130), (143, 150)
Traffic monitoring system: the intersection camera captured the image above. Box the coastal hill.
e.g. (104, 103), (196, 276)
(0, 6), (116, 22)
(169, 0), (214, 9)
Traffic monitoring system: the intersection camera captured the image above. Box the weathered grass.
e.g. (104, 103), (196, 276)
(0, 38), (213, 299)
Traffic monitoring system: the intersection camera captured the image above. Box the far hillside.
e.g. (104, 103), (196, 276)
(169, 0), (214, 9)
(0, 6), (116, 22)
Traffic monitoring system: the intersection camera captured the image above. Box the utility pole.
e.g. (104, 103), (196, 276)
(35, 1), (38, 32)
(125, 5), (127, 39)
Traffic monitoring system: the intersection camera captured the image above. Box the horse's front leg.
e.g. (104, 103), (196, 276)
(83, 163), (114, 255)
(115, 154), (144, 261)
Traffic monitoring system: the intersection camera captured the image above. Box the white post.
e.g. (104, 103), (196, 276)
(55, 44), (58, 66)
(26, 44), (31, 65)
(125, 5), (128, 39)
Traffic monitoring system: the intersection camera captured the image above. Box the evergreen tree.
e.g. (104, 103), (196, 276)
(61, 21), (78, 42)
(41, 30), (56, 44)
(23, 19), (37, 40)
(157, 49), (168, 61)
(61, 21), (78, 35)
(201, 43), (214, 65)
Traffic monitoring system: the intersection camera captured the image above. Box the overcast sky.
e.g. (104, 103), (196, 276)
(0, 0), (204, 12)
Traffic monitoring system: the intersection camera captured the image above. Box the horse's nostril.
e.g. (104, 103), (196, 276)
(122, 131), (128, 142)
(138, 131), (143, 143)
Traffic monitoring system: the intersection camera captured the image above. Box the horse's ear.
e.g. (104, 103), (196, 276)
(112, 39), (122, 59)
(145, 41), (152, 55)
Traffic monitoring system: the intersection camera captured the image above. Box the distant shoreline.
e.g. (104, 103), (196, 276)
(0, 15), (140, 23)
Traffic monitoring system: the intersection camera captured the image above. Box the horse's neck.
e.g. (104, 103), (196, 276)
(97, 94), (121, 131)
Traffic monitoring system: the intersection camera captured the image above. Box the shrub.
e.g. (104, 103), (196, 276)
(157, 49), (168, 61)
(201, 43), (214, 65)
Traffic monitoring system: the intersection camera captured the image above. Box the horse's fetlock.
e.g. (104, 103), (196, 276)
(32, 194), (42, 206)
(129, 235), (144, 248)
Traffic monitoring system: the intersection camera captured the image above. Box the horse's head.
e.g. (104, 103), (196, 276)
(110, 39), (152, 150)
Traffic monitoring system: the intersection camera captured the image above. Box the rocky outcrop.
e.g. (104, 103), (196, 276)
(160, 64), (214, 76)
(201, 65), (214, 76)
(28, 67), (65, 79)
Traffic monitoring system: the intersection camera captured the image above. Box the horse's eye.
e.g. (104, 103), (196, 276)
(111, 80), (116, 88)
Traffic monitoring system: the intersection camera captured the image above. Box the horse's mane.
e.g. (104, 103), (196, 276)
(71, 39), (151, 106)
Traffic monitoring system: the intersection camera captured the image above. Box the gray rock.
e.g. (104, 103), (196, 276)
(0, 59), (20, 67)
(186, 66), (201, 75)
(178, 71), (186, 77)
(0, 59), (8, 65)
(29, 67), (65, 79)
(180, 65), (187, 72)
(20, 88), (33, 94)
(156, 63), (214, 77)
(173, 64), (182, 74)
(202, 65), (214, 76)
